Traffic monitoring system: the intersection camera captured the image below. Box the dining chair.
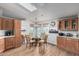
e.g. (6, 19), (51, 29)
(21, 35), (26, 45)
(25, 35), (35, 48)
(44, 34), (48, 45)
(29, 35), (36, 48)
(39, 34), (48, 55)
(40, 33), (48, 46)
(25, 35), (30, 48)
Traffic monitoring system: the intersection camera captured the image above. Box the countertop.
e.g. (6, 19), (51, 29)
(58, 36), (79, 39)
(0, 36), (15, 39)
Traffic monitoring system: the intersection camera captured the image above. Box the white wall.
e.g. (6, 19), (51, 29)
(48, 20), (58, 45)
(0, 8), (3, 16)
(49, 20), (58, 30)
(21, 20), (31, 35)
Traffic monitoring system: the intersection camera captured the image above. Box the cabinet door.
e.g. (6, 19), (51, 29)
(0, 39), (5, 53)
(0, 18), (2, 29)
(8, 19), (14, 30)
(2, 18), (14, 30)
(66, 39), (72, 51)
(71, 39), (79, 54)
(2, 19), (9, 30)
(57, 37), (66, 48)
(58, 21), (62, 30)
(59, 20), (65, 31)
(71, 18), (78, 31)
(5, 37), (14, 50)
(61, 20), (65, 30)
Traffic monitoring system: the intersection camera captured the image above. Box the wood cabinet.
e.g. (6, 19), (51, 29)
(57, 36), (79, 55)
(5, 37), (15, 50)
(71, 18), (78, 31)
(2, 18), (14, 30)
(0, 39), (5, 53)
(14, 19), (21, 47)
(0, 17), (14, 30)
(0, 18), (21, 53)
(59, 20), (65, 30)
(57, 36), (65, 49)
(58, 17), (79, 31)
(0, 18), (2, 29)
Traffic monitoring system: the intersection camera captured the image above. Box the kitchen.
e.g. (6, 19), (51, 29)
(0, 3), (79, 56)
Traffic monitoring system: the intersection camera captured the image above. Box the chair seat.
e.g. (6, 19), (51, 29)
(30, 40), (35, 43)
(39, 40), (44, 43)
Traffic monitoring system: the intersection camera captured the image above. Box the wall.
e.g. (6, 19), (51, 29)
(21, 20), (31, 35)
(0, 8), (5, 36)
(0, 8), (3, 16)
(48, 20), (58, 45)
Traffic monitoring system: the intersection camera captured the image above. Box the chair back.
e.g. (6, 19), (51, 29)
(44, 34), (48, 43)
(40, 33), (48, 43)
(21, 35), (25, 44)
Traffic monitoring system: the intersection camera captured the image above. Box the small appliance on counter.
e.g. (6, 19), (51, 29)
(5, 30), (14, 36)
(76, 34), (79, 37)
(49, 29), (58, 33)
(65, 33), (73, 37)
(58, 32), (65, 36)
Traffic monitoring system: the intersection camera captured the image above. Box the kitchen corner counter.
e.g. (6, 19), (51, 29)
(57, 36), (79, 55)
(0, 36), (15, 39)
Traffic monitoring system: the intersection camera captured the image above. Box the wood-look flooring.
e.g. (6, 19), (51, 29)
(0, 44), (77, 56)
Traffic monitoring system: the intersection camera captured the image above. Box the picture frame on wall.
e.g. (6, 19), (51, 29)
(50, 21), (55, 27)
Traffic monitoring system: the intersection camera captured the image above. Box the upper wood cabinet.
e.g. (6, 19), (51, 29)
(0, 17), (14, 30)
(2, 18), (14, 30)
(59, 20), (65, 30)
(0, 18), (3, 29)
(71, 18), (78, 31)
(58, 16), (78, 31)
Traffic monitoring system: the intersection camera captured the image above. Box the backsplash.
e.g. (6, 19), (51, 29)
(0, 30), (6, 36)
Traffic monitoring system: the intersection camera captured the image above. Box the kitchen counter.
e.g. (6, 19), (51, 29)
(58, 36), (79, 40)
(57, 36), (79, 55)
(0, 36), (15, 39)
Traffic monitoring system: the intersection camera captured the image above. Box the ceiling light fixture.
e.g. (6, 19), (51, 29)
(19, 3), (37, 12)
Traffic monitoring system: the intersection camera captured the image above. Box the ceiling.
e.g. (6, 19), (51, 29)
(0, 3), (79, 23)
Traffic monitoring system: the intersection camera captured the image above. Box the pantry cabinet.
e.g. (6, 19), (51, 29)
(14, 19), (22, 47)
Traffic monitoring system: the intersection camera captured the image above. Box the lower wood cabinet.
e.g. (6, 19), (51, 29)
(0, 39), (5, 53)
(0, 36), (22, 53)
(15, 36), (22, 48)
(57, 37), (66, 49)
(5, 37), (15, 50)
(57, 36), (79, 55)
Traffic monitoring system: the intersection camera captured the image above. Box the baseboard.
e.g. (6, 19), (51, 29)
(47, 42), (57, 46)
